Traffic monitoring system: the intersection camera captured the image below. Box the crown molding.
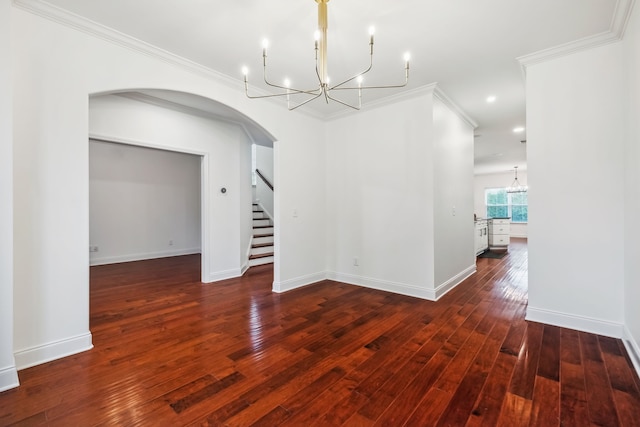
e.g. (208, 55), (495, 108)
(13, 0), (244, 89)
(325, 83), (478, 129)
(518, 0), (636, 70)
(433, 86), (478, 129)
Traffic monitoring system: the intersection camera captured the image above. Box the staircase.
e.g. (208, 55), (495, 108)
(249, 203), (274, 267)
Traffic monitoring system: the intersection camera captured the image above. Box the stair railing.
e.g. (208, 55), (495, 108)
(255, 169), (274, 191)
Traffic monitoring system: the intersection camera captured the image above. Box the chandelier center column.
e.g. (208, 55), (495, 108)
(316, 0), (329, 86)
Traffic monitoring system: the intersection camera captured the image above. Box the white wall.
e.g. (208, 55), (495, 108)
(0, 0), (19, 391)
(474, 171), (528, 238)
(526, 41), (626, 337)
(325, 91), (434, 298)
(432, 97), (475, 289)
(624, 2), (640, 372)
(239, 138), (252, 267)
(324, 87), (475, 300)
(89, 140), (201, 265)
(255, 144), (274, 219)
(10, 5), (326, 370)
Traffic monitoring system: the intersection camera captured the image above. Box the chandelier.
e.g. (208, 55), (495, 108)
(241, 0), (410, 111)
(506, 166), (528, 193)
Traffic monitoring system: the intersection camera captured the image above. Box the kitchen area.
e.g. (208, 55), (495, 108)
(475, 216), (511, 256)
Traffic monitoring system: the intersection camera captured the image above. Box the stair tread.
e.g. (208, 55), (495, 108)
(249, 252), (274, 260)
(253, 225), (273, 229)
(254, 233), (274, 238)
(252, 242), (274, 248)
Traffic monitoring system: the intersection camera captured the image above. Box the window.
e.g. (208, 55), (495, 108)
(485, 188), (528, 223)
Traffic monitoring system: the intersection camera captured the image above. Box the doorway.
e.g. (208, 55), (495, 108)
(88, 140), (203, 272)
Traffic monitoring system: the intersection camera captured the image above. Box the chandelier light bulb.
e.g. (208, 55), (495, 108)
(369, 26), (375, 36)
(314, 30), (321, 41)
(262, 39), (269, 49)
(357, 75), (364, 86)
(284, 78), (291, 88)
(241, 66), (249, 76)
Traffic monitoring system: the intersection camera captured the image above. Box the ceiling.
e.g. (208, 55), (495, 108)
(40, 0), (621, 174)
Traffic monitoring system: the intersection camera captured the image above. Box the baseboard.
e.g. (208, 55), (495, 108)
(90, 248), (201, 266)
(242, 238), (252, 276)
(207, 268), (243, 283)
(0, 365), (19, 392)
(526, 306), (624, 338)
(14, 332), (93, 370)
(240, 261), (249, 276)
(434, 265), (476, 300)
(326, 272), (439, 301)
(623, 326), (640, 378)
(272, 271), (327, 293)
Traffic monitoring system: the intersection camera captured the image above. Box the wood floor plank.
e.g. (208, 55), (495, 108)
(559, 328), (590, 427)
(0, 240), (638, 426)
(508, 321), (544, 400)
(580, 331), (622, 427)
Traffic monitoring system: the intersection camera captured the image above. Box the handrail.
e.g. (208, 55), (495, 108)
(255, 169), (273, 191)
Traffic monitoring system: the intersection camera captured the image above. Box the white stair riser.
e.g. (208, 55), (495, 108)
(249, 256), (274, 267)
(253, 235), (274, 245)
(253, 212), (268, 219)
(252, 218), (272, 227)
(251, 246), (273, 256)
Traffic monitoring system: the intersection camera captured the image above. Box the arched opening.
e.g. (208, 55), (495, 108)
(87, 88), (276, 328)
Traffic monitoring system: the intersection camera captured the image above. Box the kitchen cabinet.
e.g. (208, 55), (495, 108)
(489, 218), (510, 250)
(475, 219), (488, 255)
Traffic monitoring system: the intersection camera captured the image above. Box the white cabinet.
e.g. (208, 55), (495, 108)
(489, 218), (510, 249)
(475, 219), (488, 255)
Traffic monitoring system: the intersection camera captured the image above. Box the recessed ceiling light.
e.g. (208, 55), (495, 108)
(513, 127), (525, 133)
(486, 95), (496, 103)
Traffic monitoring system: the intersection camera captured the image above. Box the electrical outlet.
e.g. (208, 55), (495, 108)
(353, 257), (359, 266)
(169, 240), (174, 246)
(89, 245), (99, 253)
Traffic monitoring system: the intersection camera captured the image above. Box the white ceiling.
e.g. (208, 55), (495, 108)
(39, 0), (623, 174)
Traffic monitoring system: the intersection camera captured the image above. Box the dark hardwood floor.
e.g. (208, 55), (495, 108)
(2, 239), (640, 426)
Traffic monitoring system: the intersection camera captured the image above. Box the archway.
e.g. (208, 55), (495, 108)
(89, 89), (276, 283)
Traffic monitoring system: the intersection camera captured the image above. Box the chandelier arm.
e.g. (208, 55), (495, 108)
(244, 81), (321, 99)
(331, 65), (410, 91)
(326, 91), (361, 110)
(329, 56), (374, 91)
(261, 65), (323, 95)
(288, 91), (326, 111)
